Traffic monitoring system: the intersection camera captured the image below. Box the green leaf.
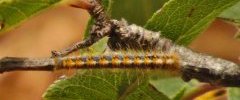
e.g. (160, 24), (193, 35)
(228, 88), (240, 100)
(43, 70), (170, 100)
(172, 88), (186, 100)
(111, 0), (168, 26)
(145, 0), (240, 45)
(150, 77), (187, 100)
(219, 1), (240, 23)
(0, 0), (62, 35)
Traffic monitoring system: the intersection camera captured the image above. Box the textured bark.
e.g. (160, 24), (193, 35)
(0, 57), (54, 73)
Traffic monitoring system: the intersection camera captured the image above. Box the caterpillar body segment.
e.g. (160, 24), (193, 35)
(54, 53), (180, 71)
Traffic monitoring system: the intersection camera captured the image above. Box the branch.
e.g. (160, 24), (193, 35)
(0, 54), (181, 74)
(171, 45), (240, 87)
(0, 57), (54, 73)
(52, 0), (111, 57)
(1, 54), (240, 87)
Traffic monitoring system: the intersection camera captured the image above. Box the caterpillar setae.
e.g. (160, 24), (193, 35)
(54, 52), (180, 71)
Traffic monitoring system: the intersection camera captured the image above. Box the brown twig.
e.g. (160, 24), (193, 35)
(0, 54), (181, 73)
(0, 57), (55, 73)
(52, 0), (111, 57)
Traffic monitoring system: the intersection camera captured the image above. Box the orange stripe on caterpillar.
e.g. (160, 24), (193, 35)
(54, 53), (180, 71)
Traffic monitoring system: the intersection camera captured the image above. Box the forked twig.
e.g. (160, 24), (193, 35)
(0, 0), (240, 87)
(52, 0), (111, 57)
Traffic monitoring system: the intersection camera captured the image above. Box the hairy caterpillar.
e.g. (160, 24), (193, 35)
(54, 52), (180, 71)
